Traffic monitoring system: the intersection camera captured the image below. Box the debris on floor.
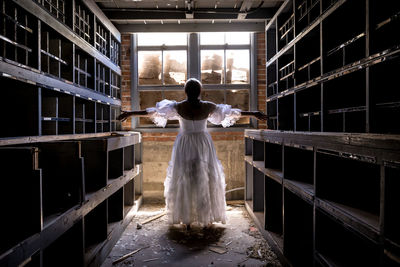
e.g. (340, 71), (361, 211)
(101, 204), (281, 267)
(209, 246), (227, 254)
(112, 246), (150, 265)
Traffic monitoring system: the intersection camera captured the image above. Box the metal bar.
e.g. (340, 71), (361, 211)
(298, 56), (321, 71)
(40, 49), (67, 65)
(266, 45), (400, 102)
(0, 34), (32, 52)
(0, 60), (120, 105)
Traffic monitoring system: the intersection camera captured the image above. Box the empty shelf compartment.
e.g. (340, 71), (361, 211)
(324, 69), (366, 133)
(96, 103), (110, 133)
(370, 56), (400, 134)
(108, 148), (123, 180)
(123, 145), (135, 171)
(316, 151), (380, 221)
(252, 139), (264, 161)
(75, 98), (95, 134)
(40, 23), (73, 81)
(253, 168), (265, 213)
(267, 62), (278, 97)
(108, 188), (124, 223)
(43, 219), (84, 267)
(264, 142), (282, 171)
(84, 201), (107, 251)
(295, 26), (321, 85)
(296, 85), (321, 132)
(111, 106), (121, 132)
(284, 189), (313, 266)
(245, 137), (253, 156)
(295, 0), (320, 34)
(315, 210), (380, 266)
(39, 142), (84, 225)
(278, 94), (294, 131)
(0, 77), (39, 138)
(278, 48), (295, 92)
(322, 0), (366, 73)
(0, 147), (41, 255)
(124, 178), (135, 208)
(74, 0), (93, 44)
(74, 47), (94, 89)
(266, 20), (277, 61)
(284, 145), (314, 185)
(370, 1), (400, 54)
(267, 99), (277, 130)
(134, 143), (142, 164)
(384, 163), (400, 245)
(42, 89), (74, 135)
(277, 3), (294, 50)
(0, 0), (38, 68)
(265, 177), (282, 234)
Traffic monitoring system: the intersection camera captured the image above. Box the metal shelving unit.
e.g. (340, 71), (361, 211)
(0, 1), (141, 267)
(250, 4), (400, 264)
(265, 0), (400, 133)
(245, 130), (400, 266)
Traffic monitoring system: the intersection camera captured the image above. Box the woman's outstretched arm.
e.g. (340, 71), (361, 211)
(241, 111), (269, 121)
(118, 110), (151, 121)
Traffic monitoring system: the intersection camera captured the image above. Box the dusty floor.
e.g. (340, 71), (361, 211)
(101, 203), (281, 267)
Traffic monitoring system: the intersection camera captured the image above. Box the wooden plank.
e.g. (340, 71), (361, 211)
(0, 132), (140, 147)
(316, 198), (380, 242)
(244, 130), (400, 163)
(283, 179), (314, 203)
(0, 61), (120, 106)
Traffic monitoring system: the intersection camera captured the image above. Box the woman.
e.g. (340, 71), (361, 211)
(118, 78), (267, 228)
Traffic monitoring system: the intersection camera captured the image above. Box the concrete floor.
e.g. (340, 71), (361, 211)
(101, 203), (281, 267)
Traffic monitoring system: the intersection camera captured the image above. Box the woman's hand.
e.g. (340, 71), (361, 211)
(254, 111), (268, 121)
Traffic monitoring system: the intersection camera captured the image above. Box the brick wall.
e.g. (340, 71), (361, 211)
(257, 32), (267, 129)
(121, 34), (132, 129)
(141, 131), (244, 142)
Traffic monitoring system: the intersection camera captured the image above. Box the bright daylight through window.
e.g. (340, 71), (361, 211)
(136, 32), (252, 127)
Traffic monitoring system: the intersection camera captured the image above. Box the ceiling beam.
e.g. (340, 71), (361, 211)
(238, 0), (254, 19)
(116, 21), (266, 33)
(102, 7), (277, 21)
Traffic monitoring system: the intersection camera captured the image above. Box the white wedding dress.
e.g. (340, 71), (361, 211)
(146, 100), (241, 225)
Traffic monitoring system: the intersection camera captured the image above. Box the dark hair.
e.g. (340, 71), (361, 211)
(184, 78), (202, 102)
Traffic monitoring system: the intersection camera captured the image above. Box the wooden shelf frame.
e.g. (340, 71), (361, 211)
(0, 134), (143, 267)
(244, 130), (400, 266)
(13, 0), (120, 73)
(264, 0), (400, 134)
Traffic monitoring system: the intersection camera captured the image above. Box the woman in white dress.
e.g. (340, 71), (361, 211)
(119, 78), (267, 228)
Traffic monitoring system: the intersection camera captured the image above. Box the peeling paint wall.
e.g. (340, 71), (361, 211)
(142, 139), (245, 201)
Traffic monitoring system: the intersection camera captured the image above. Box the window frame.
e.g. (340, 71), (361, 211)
(131, 33), (258, 130)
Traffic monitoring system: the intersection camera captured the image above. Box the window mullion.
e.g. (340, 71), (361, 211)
(161, 49), (164, 99)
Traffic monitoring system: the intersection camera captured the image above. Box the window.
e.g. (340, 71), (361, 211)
(138, 33), (187, 86)
(135, 32), (253, 127)
(200, 32), (251, 85)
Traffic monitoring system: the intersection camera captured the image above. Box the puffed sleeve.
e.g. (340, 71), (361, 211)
(208, 104), (241, 128)
(146, 99), (179, 127)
